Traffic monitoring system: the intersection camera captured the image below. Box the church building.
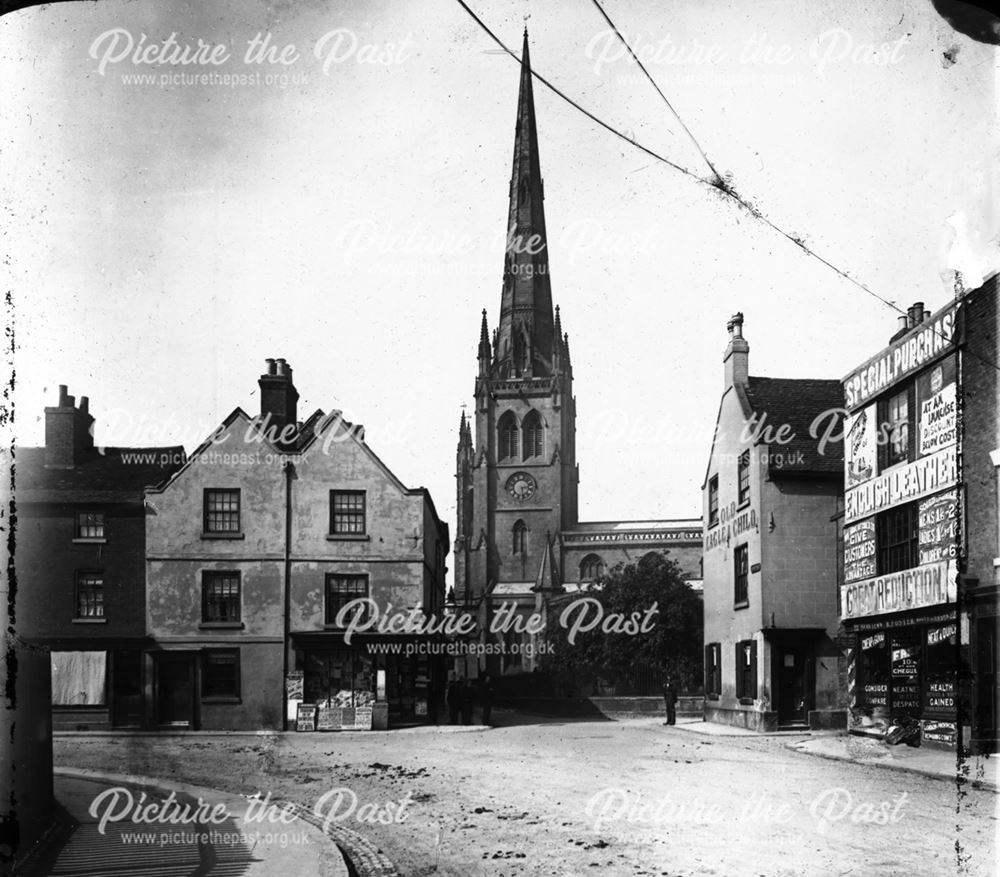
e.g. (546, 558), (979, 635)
(452, 32), (702, 679)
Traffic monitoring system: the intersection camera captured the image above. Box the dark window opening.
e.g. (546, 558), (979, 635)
(734, 544), (749, 606)
(202, 571), (241, 623)
(330, 490), (366, 535)
(202, 649), (240, 699)
(204, 489), (240, 534)
(326, 574), (370, 626)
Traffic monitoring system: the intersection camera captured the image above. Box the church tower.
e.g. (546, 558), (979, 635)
(454, 31), (578, 615)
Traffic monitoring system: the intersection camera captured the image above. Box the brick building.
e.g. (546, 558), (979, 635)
(144, 360), (449, 730)
(16, 386), (183, 729)
(840, 275), (998, 751)
(701, 314), (846, 731)
(452, 33), (702, 681)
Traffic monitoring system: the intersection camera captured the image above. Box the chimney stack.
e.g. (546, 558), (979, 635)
(258, 358), (299, 443)
(723, 312), (750, 388)
(44, 385), (95, 468)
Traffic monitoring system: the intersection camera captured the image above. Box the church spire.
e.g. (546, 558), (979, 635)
(495, 30), (555, 378)
(478, 309), (491, 376)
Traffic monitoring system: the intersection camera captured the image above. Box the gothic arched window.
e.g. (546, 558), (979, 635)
(522, 410), (544, 460)
(498, 411), (519, 461)
(512, 520), (527, 556)
(580, 554), (604, 581)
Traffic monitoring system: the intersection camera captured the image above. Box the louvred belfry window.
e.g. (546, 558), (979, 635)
(498, 412), (519, 461)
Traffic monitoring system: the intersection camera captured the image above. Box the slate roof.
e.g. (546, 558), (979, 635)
(742, 376), (844, 475)
(16, 446), (186, 503)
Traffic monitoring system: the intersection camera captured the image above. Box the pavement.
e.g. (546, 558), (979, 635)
(15, 769), (349, 877)
(668, 716), (998, 791)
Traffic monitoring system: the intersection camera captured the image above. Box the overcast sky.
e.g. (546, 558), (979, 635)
(3, 1), (997, 561)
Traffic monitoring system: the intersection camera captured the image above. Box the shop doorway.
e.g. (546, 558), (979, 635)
(111, 649), (144, 729)
(974, 616), (998, 751)
(156, 653), (194, 728)
(778, 647), (808, 726)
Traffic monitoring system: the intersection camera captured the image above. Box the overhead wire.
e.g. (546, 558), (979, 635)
(450, 0), (1000, 374)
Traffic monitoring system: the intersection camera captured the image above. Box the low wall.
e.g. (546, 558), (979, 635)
(52, 707), (111, 732)
(704, 705), (779, 732)
(705, 705), (847, 732)
(498, 696), (704, 719)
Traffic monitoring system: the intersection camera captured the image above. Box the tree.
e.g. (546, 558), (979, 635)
(542, 551), (703, 693)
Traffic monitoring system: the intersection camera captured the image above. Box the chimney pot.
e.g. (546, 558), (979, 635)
(923, 310), (930, 322)
(723, 313), (749, 387)
(58, 385), (69, 406)
(79, 396), (89, 414)
(258, 359), (299, 444)
(897, 315), (909, 331)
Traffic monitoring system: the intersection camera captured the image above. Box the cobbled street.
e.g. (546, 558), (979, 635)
(55, 715), (996, 877)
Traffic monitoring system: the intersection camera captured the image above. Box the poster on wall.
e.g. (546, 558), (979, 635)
(917, 358), (957, 457)
(317, 706), (344, 731)
(296, 704), (317, 732)
(918, 490), (959, 565)
(845, 445), (958, 522)
(843, 519), (877, 584)
(845, 406), (876, 488)
(890, 635), (921, 712)
(841, 559), (956, 619)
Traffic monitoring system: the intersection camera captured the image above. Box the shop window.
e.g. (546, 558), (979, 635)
(325, 574), (370, 626)
(51, 650), (107, 706)
(708, 476), (719, 527)
(735, 640), (757, 702)
(330, 490), (366, 535)
(737, 451), (751, 506)
(924, 623), (956, 714)
(76, 572), (105, 619)
(858, 632), (889, 709)
(522, 410), (545, 460)
(734, 544), (749, 606)
(76, 511), (105, 540)
(204, 488), (240, 534)
(498, 412), (519, 461)
(202, 649), (240, 700)
(301, 648), (374, 708)
(889, 633), (921, 716)
(877, 503), (918, 574)
(580, 554), (604, 581)
(202, 571), (241, 623)
(705, 643), (722, 699)
(878, 386), (914, 470)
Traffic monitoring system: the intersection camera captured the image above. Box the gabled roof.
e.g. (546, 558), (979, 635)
(743, 376), (844, 475)
(16, 445), (185, 502)
(145, 407), (285, 493)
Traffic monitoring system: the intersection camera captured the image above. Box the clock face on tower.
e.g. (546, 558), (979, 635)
(506, 471), (537, 502)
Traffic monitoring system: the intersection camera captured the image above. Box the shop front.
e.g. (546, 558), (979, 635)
(49, 643), (148, 731)
(846, 604), (958, 746)
(289, 633), (441, 731)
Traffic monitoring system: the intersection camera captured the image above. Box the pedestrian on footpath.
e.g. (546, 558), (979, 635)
(460, 678), (474, 725)
(447, 676), (461, 724)
(662, 674), (678, 726)
(480, 674), (495, 727)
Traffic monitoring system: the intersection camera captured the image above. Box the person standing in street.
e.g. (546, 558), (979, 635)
(460, 678), (474, 725)
(480, 674), (495, 727)
(662, 674), (678, 726)
(447, 676), (461, 725)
